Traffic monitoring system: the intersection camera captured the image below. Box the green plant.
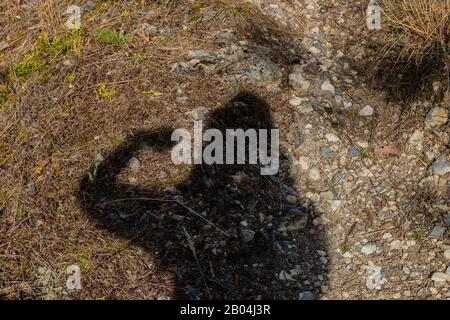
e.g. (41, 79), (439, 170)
(10, 32), (82, 78)
(97, 84), (117, 100)
(88, 161), (101, 183)
(95, 29), (133, 45)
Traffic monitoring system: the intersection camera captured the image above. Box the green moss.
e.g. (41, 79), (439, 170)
(9, 31), (82, 79)
(97, 84), (117, 100)
(95, 29), (133, 45)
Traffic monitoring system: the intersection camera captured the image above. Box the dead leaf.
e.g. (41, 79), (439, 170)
(374, 145), (399, 155)
(33, 160), (49, 177)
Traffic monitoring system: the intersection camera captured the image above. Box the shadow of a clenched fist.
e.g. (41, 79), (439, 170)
(77, 91), (328, 299)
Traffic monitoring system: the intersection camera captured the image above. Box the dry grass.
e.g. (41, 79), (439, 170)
(380, 0), (450, 64)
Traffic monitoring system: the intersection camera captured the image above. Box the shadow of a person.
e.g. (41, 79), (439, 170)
(77, 91), (328, 299)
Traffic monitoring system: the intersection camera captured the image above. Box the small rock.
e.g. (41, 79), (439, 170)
(425, 107), (448, 128)
(348, 146), (361, 158)
(187, 50), (213, 62)
(443, 249), (450, 260)
(431, 272), (447, 286)
(298, 156), (310, 170)
(286, 195), (297, 204)
(320, 191), (334, 201)
(320, 146), (333, 158)
(390, 240), (403, 250)
(359, 105), (374, 117)
(331, 172), (342, 184)
(297, 104), (314, 114)
(309, 168), (321, 180)
(321, 80), (336, 95)
(289, 96), (303, 106)
(289, 65), (311, 94)
(443, 213), (450, 226)
(191, 107), (209, 120)
(240, 229), (255, 242)
(279, 270), (293, 281)
(128, 157), (140, 173)
(298, 291), (315, 300)
(145, 10), (156, 17)
(142, 23), (158, 34)
(361, 244), (377, 255)
(408, 130), (424, 149)
(286, 215), (308, 231)
(176, 96), (188, 104)
(431, 159), (450, 176)
(171, 214), (185, 222)
(355, 139), (369, 148)
(217, 30), (233, 43)
(325, 133), (340, 143)
(429, 225), (446, 238)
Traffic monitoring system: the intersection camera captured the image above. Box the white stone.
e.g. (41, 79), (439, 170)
(289, 65), (310, 94)
(390, 240), (404, 250)
(359, 105), (374, 117)
(325, 133), (340, 143)
(128, 157), (140, 173)
(309, 168), (321, 180)
(361, 244), (377, 255)
(443, 249), (450, 260)
(408, 130), (424, 149)
(431, 272), (448, 286)
(431, 160), (450, 176)
(298, 156), (310, 171)
(321, 80), (336, 95)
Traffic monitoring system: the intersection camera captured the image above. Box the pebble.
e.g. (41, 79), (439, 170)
(355, 139), (369, 148)
(361, 244), (377, 255)
(443, 249), (450, 260)
(187, 50), (213, 62)
(297, 104), (314, 114)
(145, 10), (156, 17)
(142, 23), (158, 34)
(298, 291), (315, 300)
(431, 159), (450, 176)
(128, 157), (141, 173)
(426, 107), (448, 128)
(325, 133), (340, 143)
(298, 156), (310, 170)
(289, 65), (311, 94)
(191, 107), (209, 120)
(289, 96), (304, 106)
(443, 213), (450, 226)
(408, 130), (424, 149)
(359, 105), (374, 117)
(429, 225), (446, 238)
(321, 80), (336, 95)
(390, 240), (403, 250)
(240, 229), (255, 243)
(309, 168), (321, 180)
(348, 146), (361, 158)
(331, 172), (342, 184)
(286, 195), (298, 204)
(431, 272), (448, 286)
(176, 96), (188, 104)
(320, 146), (333, 158)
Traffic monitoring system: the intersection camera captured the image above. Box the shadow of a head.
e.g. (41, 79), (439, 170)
(77, 91), (328, 299)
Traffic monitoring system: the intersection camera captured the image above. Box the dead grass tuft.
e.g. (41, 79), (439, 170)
(380, 0), (449, 64)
